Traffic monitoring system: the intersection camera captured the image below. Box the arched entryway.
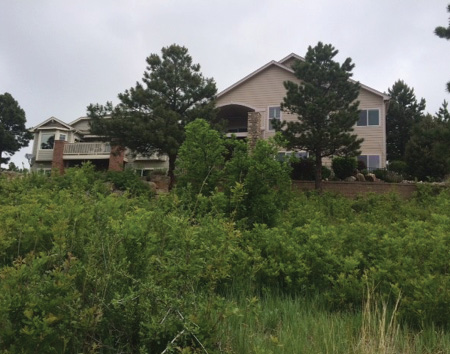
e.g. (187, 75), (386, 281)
(217, 104), (255, 137)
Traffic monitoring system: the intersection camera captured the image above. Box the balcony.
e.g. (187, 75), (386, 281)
(63, 142), (111, 159)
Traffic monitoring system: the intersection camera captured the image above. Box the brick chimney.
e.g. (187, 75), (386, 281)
(108, 145), (125, 171)
(52, 140), (67, 174)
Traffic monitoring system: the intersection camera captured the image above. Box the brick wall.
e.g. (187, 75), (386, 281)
(292, 181), (418, 199)
(52, 140), (67, 174)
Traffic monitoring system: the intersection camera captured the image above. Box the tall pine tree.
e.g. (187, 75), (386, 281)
(278, 42), (362, 190)
(0, 93), (32, 166)
(88, 44), (218, 189)
(386, 80), (426, 161)
(435, 4), (450, 92)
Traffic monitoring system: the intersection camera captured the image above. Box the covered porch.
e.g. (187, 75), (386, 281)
(217, 104), (255, 138)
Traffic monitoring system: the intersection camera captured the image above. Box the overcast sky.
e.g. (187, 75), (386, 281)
(1, 0), (449, 168)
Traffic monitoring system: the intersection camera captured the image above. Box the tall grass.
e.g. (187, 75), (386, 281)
(215, 291), (450, 354)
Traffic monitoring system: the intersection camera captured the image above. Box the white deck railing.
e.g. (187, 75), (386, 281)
(63, 142), (111, 155)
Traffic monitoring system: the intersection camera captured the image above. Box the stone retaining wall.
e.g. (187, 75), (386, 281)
(292, 180), (418, 199)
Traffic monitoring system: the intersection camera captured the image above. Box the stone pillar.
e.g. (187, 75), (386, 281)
(247, 112), (262, 152)
(52, 140), (67, 174)
(108, 146), (125, 171)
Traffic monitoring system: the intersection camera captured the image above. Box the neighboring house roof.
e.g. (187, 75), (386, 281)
(29, 116), (75, 132)
(217, 53), (390, 101)
(69, 116), (90, 126)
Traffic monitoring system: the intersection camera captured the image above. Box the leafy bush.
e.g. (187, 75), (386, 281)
(176, 119), (226, 196)
(105, 169), (154, 197)
(1, 160), (449, 353)
(176, 122), (291, 227)
(291, 159), (331, 181)
(373, 169), (404, 183)
(321, 165), (332, 180)
(388, 160), (408, 175)
(291, 158), (315, 180)
(357, 159), (367, 171)
(332, 156), (357, 180)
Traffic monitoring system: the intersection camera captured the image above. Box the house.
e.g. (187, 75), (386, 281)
(29, 53), (388, 174)
(216, 53), (390, 170)
(29, 116), (168, 174)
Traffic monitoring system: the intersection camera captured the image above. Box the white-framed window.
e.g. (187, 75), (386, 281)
(59, 134), (66, 141)
(358, 155), (380, 170)
(357, 109), (380, 126)
(40, 133), (55, 150)
(268, 106), (281, 131)
(276, 151), (309, 162)
(135, 168), (154, 177)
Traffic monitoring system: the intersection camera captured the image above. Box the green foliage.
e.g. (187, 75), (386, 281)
(1, 163), (449, 352)
(176, 119), (226, 196)
(405, 114), (450, 181)
(373, 169), (404, 183)
(436, 100), (450, 121)
(175, 122), (292, 227)
(386, 80), (426, 161)
(277, 42), (362, 189)
(87, 44), (219, 188)
(332, 156), (357, 180)
(434, 4), (450, 92)
(238, 139), (292, 227)
(291, 158), (315, 180)
(388, 160), (408, 175)
(357, 158), (367, 171)
(0, 92), (32, 165)
(291, 158), (331, 181)
(105, 169), (154, 197)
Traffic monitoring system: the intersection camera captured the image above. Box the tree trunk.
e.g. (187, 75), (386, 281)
(314, 154), (323, 192)
(168, 153), (177, 191)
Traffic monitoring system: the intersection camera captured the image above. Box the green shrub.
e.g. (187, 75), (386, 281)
(291, 158), (315, 180)
(321, 165), (332, 180)
(105, 169), (153, 197)
(388, 160), (408, 175)
(332, 156), (357, 180)
(373, 168), (387, 181)
(357, 159), (367, 171)
(291, 159), (331, 181)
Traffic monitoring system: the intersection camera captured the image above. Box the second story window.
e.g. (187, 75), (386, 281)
(268, 106), (281, 130)
(59, 134), (66, 141)
(357, 109), (379, 126)
(40, 133), (55, 150)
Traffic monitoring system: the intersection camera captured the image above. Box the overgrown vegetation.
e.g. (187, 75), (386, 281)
(0, 162), (449, 353)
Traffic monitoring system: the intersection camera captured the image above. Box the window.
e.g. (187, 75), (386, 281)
(276, 151), (308, 162)
(59, 134), (66, 141)
(40, 133), (55, 149)
(358, 155), (380, 170)
(357, 109), (379, 126)
(268, 106), (281, 130)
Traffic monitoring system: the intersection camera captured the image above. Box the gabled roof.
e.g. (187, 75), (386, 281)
(217, 60), (294, 98)
(69, 116), (90, 126)
(278, 53), (305, 66)
(29, 116), (74, 132)
(217, 53), (390, 101)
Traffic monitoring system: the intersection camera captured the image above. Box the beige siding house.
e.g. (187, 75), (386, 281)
(29, 116), (168, 174)
(216, 53), (390, 169)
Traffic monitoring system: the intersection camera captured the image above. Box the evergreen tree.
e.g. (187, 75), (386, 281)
(0, 93), (32, 166)
(386, 80), (426, 161)
(277, 42), (362, 190)
(405, 114), (450, 180)
(87, 44), (218, 189)
(435, 4), (450, 92)
(436, 100), (450, 122)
